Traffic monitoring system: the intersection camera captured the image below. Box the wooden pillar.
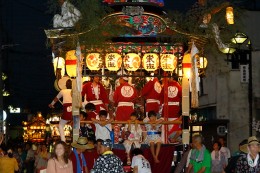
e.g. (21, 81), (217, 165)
(182, 53), (191, 144)
(163, 72), (169, 143)
(72, 79), (80, 142)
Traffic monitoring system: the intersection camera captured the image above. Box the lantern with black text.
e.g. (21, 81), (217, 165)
(183, 53), (191, 78)
(142, 53), (159, 72)
(86, 53), (103, 71)
(105, 53), (122, 71)
(160, 54), (178, 72)
(65, 50), (77, 77)
(123, 53), (141, 71)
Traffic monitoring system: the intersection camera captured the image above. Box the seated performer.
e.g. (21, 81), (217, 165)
(53, 0), (81, 28)
(141, 76), (162, 116)
(49, 79), (72, 142)
(122, 111), (142, 165)
(143, 111), (164, 163)
(82, 73), (109, 114)
(113, 71), (138, 121)
(91, 110), (113, 141)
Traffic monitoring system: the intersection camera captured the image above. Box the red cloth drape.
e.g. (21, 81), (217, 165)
(113, 145), (175, 173)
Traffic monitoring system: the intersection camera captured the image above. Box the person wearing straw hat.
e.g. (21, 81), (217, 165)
(92, 139), (124, 173)
(235, 136), (260, 173)
(70, 137), (94, 173)
(113, 70), (138, 121)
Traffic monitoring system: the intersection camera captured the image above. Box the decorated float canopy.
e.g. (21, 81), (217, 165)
(103, 0), (164, 7)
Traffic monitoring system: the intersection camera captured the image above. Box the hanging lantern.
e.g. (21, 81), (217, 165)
(65, 50), (77, 77)
(160, 54), (178, 72)
(105, 53), (122, 71)
(53, 57), (65, 78)
(197, 56), (208, 69)
(142, 53), (159, 72)
(86, 53), (103, 71)
(226, 7), (234, 25)
(182, 53), (191, 78)
(123, 53), (141, 71)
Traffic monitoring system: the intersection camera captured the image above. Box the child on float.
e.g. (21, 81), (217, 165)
(91, 110), (113, 141)
(143, 110), (164, 163)
(79, 111), (95, 140)
(168, 115), (182, 144)
(122, 111), (143, 165)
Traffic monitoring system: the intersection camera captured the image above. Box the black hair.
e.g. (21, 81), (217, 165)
(96, 139), (103, 144)
(130, 111), (138, 118)
(132, 148), (143, 156)
(148, 111), (157, 118)
(85, 103), (96, 111)
(239, 139), (248, 146)
(99, 110), (108, 117)
(66, 79), (72, 89)
(80, 111), (87, 118)
(213, 141), (222, 149)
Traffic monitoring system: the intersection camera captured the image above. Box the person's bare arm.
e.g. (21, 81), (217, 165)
(197, 167), (206, 173)
(133, 166), (138, 173)
(186, 163), (193, 173)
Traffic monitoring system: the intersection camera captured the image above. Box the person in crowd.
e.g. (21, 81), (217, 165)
(235, 136), (260, 172)
(47, 140), (73, 173)
(92, 139), (124, 173)
(218, 137), (231, 163)
(96, 139), (103, 155)
(35, 144), (51, 173)
(84, 138), (99, 171)
(160, 74), (182, 141)
(122, 111), (142, 165)
(113, 71), (138, 121)
(85, 103), (98, 120)
(80, 111), (95, 140)
(225, 139), (247, 173)
(143, 111), (164, 163)
(82, 73), (109, 113)
(25, 143), (36, 173)
(91, 110), (113, 141)
(17, 146), (27, 172)
(12, 147), (23, 173)
(141, 76), (162, 116)
(211, 141), (226, 173)
(187, 134), (211, 173)
(0, 146), (19, 173)
(131, 148), (151, 173)
(70, 137), (94, 173)
(174, 144), (193, 173)
(49, 79), (72, 142)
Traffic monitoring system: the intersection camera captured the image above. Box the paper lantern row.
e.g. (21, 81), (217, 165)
(56, 51), (179, 77)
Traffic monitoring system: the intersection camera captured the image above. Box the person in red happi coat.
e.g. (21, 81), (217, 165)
(113, 74), (138, 121)
(141, 77), (162, 116)
(82, 73), (109, 114)
(160, 74), (182, 142)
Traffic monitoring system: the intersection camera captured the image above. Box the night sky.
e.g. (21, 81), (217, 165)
(1, 0), (255, 118)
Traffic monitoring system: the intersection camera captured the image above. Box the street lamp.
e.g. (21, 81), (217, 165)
(222, 32), (253, 136)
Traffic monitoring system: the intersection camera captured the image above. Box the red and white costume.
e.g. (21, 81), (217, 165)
(141, 78), (162, 115)
(160, 80), (182, 135)
(113, 82), (138, 121)
(56, 89), (72, 120)
(160, 80), (182, 119)
(82, 82), (109, 113)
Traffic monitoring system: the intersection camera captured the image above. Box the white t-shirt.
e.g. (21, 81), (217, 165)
(56, 89), (72, 104)
(131, 155), (151, 173)
(220, 146), (231, 162)
(95, 123), (111, 140)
